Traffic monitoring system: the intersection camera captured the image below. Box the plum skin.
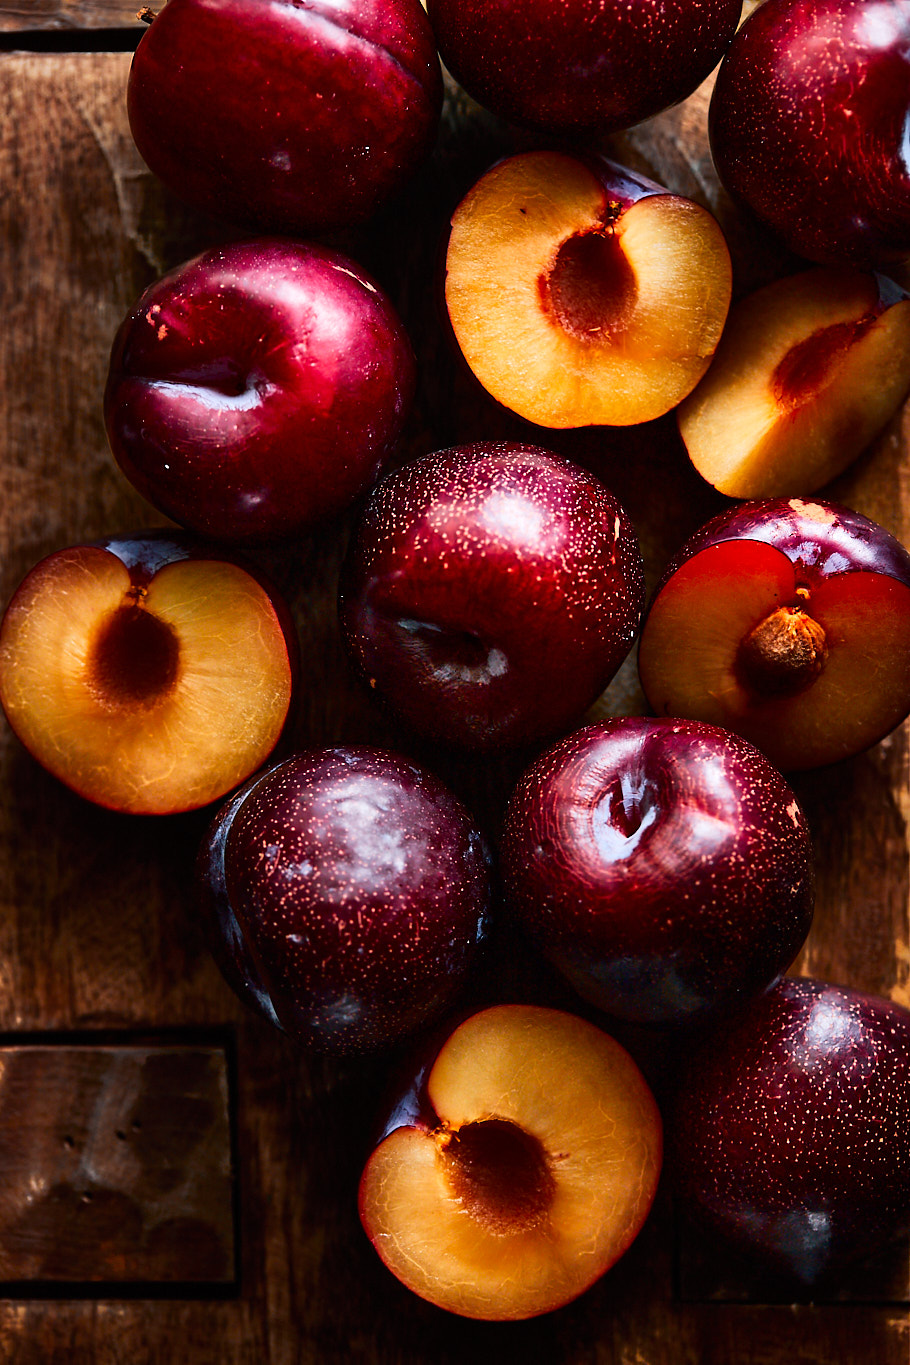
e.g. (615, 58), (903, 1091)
(710, 0), (910, 266)
(427, 0), (742, 135)
(339, 442), (645, 752)
(127, 0), (444, 235)
(195, 747), (493, 1055)
(671, 976), (910, 1285)
(501, 717), (815, 1026)
(104, 239), (416, 542)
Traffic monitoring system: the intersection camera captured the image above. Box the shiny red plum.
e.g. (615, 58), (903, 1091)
(105, 239), (416, 542)
(672, 976), (910, 1284)
(427, 0), (741, 135)
(338, 442), (646, 752)
(710, 0), (910, 266)
(501, 717), (815, 1026)
(195, 747), (492, 1055)
(128, 0), (443, 234)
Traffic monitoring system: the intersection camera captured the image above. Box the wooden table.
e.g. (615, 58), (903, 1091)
(0, 5), (908, 1361)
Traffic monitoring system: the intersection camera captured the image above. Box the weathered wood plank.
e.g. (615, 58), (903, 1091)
(0, 2), (140, 31)
(0, 1042), (234, 1285)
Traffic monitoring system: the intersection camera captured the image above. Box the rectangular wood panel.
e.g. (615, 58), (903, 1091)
(0, 1041), (235, 1287)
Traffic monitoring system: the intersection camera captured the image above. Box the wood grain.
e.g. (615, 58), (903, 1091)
(0, 2), (141, 31)
(0, 31), (907, 1365)
(0, 1042), (234, 1286)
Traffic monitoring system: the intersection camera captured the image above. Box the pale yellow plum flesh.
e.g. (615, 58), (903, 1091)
(678, 268), (910, 498)
(445, 151), (732, 428)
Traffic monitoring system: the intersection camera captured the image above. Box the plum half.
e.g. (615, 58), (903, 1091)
(0, 532), (297, 815)
(445, 151), (732, 429)
(359, 1003), (662, 1319)
(638, 498), (910, 770)
(678, 268), (910, 499)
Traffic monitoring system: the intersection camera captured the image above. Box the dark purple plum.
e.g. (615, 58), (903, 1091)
(672, 976), (910, 1284)
(105, 239), (415, 542)
(338, 442), (645, 752)
(195, 747), (492, 1055)
(128, 0), (443, 235)
(710, 0), (910, 266)
(639, 497), (910, 770)
(500, 717), (815, 1026)
(427, 0), (741, 135)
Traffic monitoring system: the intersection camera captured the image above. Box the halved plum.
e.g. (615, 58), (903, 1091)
(638, 498), (910, 770)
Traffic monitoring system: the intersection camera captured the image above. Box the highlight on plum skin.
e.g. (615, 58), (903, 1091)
(358, 1003), (663, 1320)
(0, 531), (298, 815)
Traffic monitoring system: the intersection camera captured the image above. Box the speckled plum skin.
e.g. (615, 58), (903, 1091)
(672, 977), (910, 1284)
(710, 0), (910, 266)
(654, 496), (910, 598)
(427, 0), (741, 135)
(128, 0), (443, 235)
(500, 717), (814, 1026)
(105, 239), (416, 542)
(195, 747), (492, 1055)
(338, 442), (646, 752)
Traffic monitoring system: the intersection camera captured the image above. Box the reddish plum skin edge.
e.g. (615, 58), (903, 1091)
(104, 239), (416, 542)
(501, 717), (815, 1026)
(651, 497), (910, 600)
(195, 748), (492, 1056)
(427, 0), (741, 134)
(710, 0), (910, 266)
(338, 442), (646, 752)
(672, 976), (910, 1284)
(128, 0), (443, 234)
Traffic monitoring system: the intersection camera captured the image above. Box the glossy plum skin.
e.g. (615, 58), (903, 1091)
(655, 496), (910, 596)
(338, 443), (645, 752)
(105, 240), (416, 542)
(672, 976), (910, 1285)
(710, 0), (910, 266)
(128, 0), (443, 235)
(427, 0), (741, 135)
(195, 747), (492, 1055)
(501, 717), (814, 1026)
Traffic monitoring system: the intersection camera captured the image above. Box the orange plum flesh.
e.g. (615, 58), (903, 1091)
(358, 1004), (662, 1320)
(445, 150), (731, 428)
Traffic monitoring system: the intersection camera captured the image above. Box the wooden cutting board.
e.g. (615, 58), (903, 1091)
(0, 6), (907, 1362)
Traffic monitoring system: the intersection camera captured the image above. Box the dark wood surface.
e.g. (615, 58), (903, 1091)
(0, 8), (908, 1362)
